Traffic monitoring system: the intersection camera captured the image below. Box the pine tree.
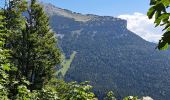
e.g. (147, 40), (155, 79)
(28, 0), (61, 90)
(0, 1), (98, 99)
(1, 1), (32, 98)
(0, 9), (10, 99)
(0, 7), (25, 99)
(4, 0), (28, 80)
(4, 0), (61, 91)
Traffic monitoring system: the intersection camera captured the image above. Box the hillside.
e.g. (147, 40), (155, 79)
(43, 3), (170, 100)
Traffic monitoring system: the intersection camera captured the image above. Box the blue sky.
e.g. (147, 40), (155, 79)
(0, 0), (150, 16)
(40, 0), (150, 16)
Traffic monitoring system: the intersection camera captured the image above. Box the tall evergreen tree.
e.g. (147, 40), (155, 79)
(0, 7), (26, 99)
(4, 0), (28, 80)
(4, 0), (61, 91)
(28, 0), (61, 90)
(0, 1), (99, 100)
(0, 9), (10, 99)
(1, 1), (31, 98)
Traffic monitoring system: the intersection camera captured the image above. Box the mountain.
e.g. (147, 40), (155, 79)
(43, 3), (170, 100)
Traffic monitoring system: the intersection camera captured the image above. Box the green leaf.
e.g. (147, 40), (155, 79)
(158, 31), (170, 50)
(163, 23), (170, 31)
(154, 18), (161, 27)
(0, 84), (4, 89)
(1, 64), (10, 71)
(23, 80), (30, 85)
(147, 6), (156, 19)
(162, 0), (170, 7)
(155, 13), (170, 27)
(159, 42), (169, 50)
(150, 0), (157, 5)
(0, 41), (4, 47)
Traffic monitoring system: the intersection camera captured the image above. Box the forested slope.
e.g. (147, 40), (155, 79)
(44, 3), (170, 100)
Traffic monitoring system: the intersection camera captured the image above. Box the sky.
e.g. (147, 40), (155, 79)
(39, 0), (150, 16)
(0, 0), (163, 43)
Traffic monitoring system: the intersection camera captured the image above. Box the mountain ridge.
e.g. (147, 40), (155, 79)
(42, 3), (126, 23)
(43, 3), (170, 100)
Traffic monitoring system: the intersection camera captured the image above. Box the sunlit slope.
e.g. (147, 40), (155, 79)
(43, 3), (170, 100)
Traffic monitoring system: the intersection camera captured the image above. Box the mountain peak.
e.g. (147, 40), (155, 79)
(42, 3), (126, 23)
(42, 3), (93, 22)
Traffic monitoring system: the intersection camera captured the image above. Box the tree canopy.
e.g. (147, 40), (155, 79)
(0, 0), (97, 99)
(148, 0), (170, 50)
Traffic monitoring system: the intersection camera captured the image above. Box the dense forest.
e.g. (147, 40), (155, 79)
(45, 1), (170, 100)
(0, 0), (170, 100)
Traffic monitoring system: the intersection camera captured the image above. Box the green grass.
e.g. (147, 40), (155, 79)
(57, 51), (77, 76)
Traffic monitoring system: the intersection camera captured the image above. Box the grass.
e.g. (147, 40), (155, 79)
(57, 51), (77, 76)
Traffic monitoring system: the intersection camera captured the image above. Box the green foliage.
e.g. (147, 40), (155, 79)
(0, 9), (11, 100)
(25, 0), (61, 90)
(0, 0), (98, 100)
(54, 80), (97, 100)
(147, 0), (170, 50)
(14, 85), (32, 100)
(4, 0), (28, 81)
(123, 96), (138, 100)
(3, 0), (61, 91)
(31, 88), (59, 100)
(104, 91), (116, 100)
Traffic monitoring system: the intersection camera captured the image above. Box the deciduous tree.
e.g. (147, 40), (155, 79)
(148, 0), (170, 50)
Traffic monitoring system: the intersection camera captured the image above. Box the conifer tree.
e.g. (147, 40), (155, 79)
(0, 1), (98, 99)
(1, 1), (31, 98)
(4, 0), (61, 91)
(4, 0), (28, 80)
(0, 9), (10, 99)
(28, 0), (61, 90)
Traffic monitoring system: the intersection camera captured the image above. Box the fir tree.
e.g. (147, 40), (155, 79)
(1, 1), (31, 98)
(4, 0), (61, 91)
(0, 1), (98, 99)
(4, 0), (28, 80)
(28, 0), (61, 90)
(0, 9), (10, 99)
